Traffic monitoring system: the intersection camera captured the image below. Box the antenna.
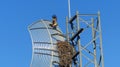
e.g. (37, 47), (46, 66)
(68, 0), (71, 19)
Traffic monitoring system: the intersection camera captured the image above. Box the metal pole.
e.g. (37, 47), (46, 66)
(66, 17), (69, 42)
(68, 0), (71, 19)
(91, 18), (98, 67)
(98, 11), (104, 67)
(76, 11), (82, 67)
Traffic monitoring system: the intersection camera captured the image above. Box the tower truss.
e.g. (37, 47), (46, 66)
(66, 11), (104, 67)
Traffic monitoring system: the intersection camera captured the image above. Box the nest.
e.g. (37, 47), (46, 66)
(57, 41), (75, 67)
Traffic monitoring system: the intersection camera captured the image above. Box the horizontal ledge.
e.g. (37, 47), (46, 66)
(34, 47), (58, 52)
(29, 27), (52, 30)
(34, 52), (59, 57)
(29, 27), (62, 33)
(51, 33), (66, 38)
(33, 42), (56, 45)
(78, 14), (98, 16)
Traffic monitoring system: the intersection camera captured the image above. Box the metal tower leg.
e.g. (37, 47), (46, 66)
(66, 17), (69, 42)
(76, 11), (82, 67)
(91, 18), (98, 67)
(98, 11), (104, 67)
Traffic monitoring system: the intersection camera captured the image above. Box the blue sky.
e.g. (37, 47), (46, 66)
(0, 0), (120, 67)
